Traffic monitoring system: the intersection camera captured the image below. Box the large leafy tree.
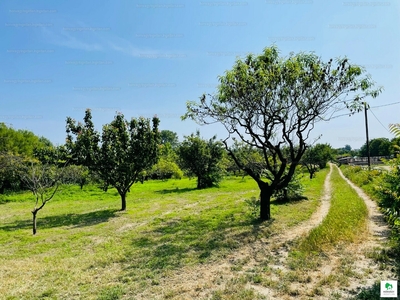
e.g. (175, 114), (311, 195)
(183, 46), (381, 220)
(177, 131), (224, 189)
(0, 123), (52, 157)
(160, 130), (179, 148)
(360, 137), (391, 157)
(66, 109), (160, 210)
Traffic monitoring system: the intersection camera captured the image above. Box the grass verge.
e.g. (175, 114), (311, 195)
(297, 165), (368, 252)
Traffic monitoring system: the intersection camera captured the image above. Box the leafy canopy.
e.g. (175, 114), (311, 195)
(183, 45), (381, 220)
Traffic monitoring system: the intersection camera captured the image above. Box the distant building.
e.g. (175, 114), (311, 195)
(337, 156), (390, 165)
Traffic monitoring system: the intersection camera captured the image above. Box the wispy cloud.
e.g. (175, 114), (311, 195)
(107, 37), (159, 58)
(41, 27), (103, 51)
(41, 24), (162, 58)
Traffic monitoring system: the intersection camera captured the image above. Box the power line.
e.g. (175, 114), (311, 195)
(327, 101), (400, 121)
(370, 101), (400, 109)
(369, 108), (392, 134)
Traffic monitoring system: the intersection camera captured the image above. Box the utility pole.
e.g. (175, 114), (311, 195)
(364, 102), (371, 169)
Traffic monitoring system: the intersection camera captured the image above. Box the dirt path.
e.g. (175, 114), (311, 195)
(135, 164), (395, 299)
(282, 163), (333, 241)
(135, 165), (335, 299)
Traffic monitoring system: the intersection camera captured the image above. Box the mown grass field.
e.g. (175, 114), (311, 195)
(0, 169), (329, 299)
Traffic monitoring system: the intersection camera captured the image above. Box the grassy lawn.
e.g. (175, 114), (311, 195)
(0, 169), (328, 300)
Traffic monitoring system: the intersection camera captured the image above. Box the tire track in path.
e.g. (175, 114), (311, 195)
(135, 165), (334, 299)
(336, 166), (391, 242)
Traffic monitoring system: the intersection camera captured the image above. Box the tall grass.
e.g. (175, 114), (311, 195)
(298, 165), (368, 252)
(340, 165), (382, 199)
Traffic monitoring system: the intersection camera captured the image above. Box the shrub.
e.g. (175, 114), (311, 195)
(273, 170), (305, 201)
(149, 158), (183, 180)
(375, 155), (400, 229)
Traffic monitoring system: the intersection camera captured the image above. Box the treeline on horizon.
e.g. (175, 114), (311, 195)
(1, 120), (400, 196)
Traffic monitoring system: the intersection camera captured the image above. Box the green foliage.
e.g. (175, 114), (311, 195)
(159, 130), (179, 148)
(177, 131), (224, 189)
(0, 123), (52, 157)
(391, 137), (400, 155)
(228, 141), (266, 177)
(334, 144), (360, 157)
(33, 144), (69, 166)
(0, 152), (41, 194)
(375, 155), (400, 229)
(60, 165), (90, 188)
(183, 45), (381, 220)
(341, 165), (381, 197)
(65, 109), (160, 210)
(244, 196), (260, 218)
(389, 123), (400, 138)
(273, 170), (305, 201)
(0, 153), (20, 193)
(149, 158), (183, 180)
(359, 137), (391, 157)
(301, 143), (334, 179)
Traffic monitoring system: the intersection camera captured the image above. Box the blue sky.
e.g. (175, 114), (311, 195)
(1, 0), (399, 149)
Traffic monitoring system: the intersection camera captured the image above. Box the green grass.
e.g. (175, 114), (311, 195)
(341, 164), (400, 285)
(340, 165), (382, 200)
(297, 165), (368, 252)
(0, 171), (328, 299)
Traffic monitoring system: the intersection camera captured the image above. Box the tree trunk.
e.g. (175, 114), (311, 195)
(197, 176), (202, 189)
(32, 210), (37, 235)
(259, 185), (273, 221)
(120, 192), (127, 211)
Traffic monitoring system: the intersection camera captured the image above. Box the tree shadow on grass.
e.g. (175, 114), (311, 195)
(126, 212), (272, 272)
(0, 209), (119, 232)
(272, 195), (309, 206)
(154, 187), (197, 194)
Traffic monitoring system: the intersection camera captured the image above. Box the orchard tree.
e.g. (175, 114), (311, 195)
(301, 144), (333, 179)
(60, 165), (90, 189)
(66, 109), (160, 211)
(21, 163), (62, 235)
(178, 131), (224, 189)
(183, 46), (381, 220)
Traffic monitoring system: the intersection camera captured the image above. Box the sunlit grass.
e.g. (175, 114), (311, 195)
(0, 171), (328, 299)
(297, 165), (368, 252)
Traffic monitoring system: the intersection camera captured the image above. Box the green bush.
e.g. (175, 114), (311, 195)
(149, 158), (183, 180)
(375, 155), (400, 229)
(273, 170), (305, 201)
